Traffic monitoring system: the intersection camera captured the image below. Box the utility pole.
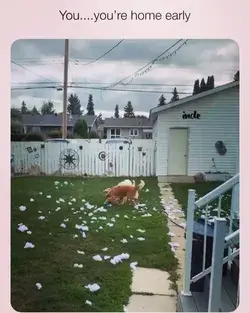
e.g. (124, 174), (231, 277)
(62, 39), (69, 139)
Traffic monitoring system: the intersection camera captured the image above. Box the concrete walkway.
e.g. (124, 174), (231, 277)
(126, 183), (187, 312)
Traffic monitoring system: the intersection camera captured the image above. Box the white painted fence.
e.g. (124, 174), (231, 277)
(11, 139), (156, 177)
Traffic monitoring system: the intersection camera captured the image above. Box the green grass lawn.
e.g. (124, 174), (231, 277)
(170, 181), (232, 220)
(11, 177), (178, 312)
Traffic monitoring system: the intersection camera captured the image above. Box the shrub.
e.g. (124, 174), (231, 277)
(11, 119), (23, 135)
(89, 130), (99, 139)
(47, 130), (62, 138)
(23, 132), (44, 141)
(73, 119), (88, 138)
(11, 133), (26, 141)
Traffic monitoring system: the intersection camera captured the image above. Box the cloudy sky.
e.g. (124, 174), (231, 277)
(11, 39), (239, 117)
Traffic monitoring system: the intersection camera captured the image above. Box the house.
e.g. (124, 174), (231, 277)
(104, 117), (153, 139)
(21, 113), (102, 136)
(150, 81), (239, 182)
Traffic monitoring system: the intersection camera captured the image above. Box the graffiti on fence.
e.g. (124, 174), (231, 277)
(26, 145), (41, 175)
(59, 149), (80, 170)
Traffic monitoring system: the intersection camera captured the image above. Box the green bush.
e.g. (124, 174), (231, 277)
(89, 130), (99, 139)
(11, 119), (23, 135)
(47, 130), (62, 138)
(23, 132), (45, 141)
(73, 119), (88, 138)
(11, 133), (26, 141)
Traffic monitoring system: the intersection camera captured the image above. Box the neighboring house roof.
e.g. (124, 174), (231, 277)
(104, 117), (152, 128)
(150, 80), (239, 117)
(21, 113), (98, 127)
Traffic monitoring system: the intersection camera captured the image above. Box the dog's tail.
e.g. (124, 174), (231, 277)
(136, 180), (145, 191)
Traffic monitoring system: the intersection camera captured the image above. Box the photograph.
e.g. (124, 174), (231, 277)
(11, 39), (239, 312)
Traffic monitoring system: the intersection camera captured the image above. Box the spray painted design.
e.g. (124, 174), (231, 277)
(59, 149), (80, 170)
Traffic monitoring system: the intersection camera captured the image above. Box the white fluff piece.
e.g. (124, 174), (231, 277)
(74, 263), (83, 268)
(121, 239), (128, 243)
(19, 205), (27, 211)
(137, 237), (145, 241)
(104, 255), (111, 260)
(130, 262), (138, 270)
(110, 253), (130, 265)
(24, 242), (35, 249)
(102, 247), (108, 251)
(64, 181), (68, 185)
(36, 283), (42, 290)
(73, 234), (78, 238)
(124, 215), (129, 219)
(46, 195), (52, 199)
(99, 226), (103, 230)
(59, 198), (65, 202)
(85, 300), (92, 306)
(85, 283), (100, 292)
(60, 223), (66, 228)
(82, 232), (86, 238)
(107, 223), (114, 227)
(27, 231), (32, 234)
(39, 192), (43, 195)
(38, 216), (45, 220)
(55, 207), (61, 211)
(64, 218), (69, 222)
(168, 232), (176, 237)
(115, 214), (120, 218)
(18, 224), (28, 232)
(93, 255), (102, 261)
(54, 181), (59, 185)
(77, 250), (85, 254)
(136, 229), (145, 233)
(99, 216), (107, 220)
(30, 198), (34, 202)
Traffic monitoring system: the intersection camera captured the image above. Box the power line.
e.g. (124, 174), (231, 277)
(11, 85), (192, 94)
(11, 60), (56, 84)
(103, 39), (187, 90)
(71, 39), (124, 66)
(11, 81), (194, 87)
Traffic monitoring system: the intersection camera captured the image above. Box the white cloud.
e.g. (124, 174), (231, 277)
(11, 39), (239, 116)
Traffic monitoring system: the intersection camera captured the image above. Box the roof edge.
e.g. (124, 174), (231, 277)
(150, 80), (239, 117)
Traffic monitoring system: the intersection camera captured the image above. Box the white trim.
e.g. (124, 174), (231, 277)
(105, 125), (152, 129)
(130, 129), (139, 136)
(142, 129), (153, 133)
(150, 81), (239, 116)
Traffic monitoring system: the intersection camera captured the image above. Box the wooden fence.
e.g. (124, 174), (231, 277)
(11, 139), (156, 177)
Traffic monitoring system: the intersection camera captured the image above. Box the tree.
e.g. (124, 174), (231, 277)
(41, 101), (55, 115)
(170, 87), (180, 103)
(136, 115), (147, 118)
(114, 105), (119, 118)
(67, 93), (83, 115)
(200, 78), (206, 92)
(123, 101), (135, 118)
(73, 119), (88, 138)
(193, 79), (200, 95)
(234, 70), (239, 81)
(21, 101), (29, 114)
(158, 94), (166, 106)
(31, 105), (40, 115)
(86, 94), (95, 115)
(11, 119), (23, 134)
(11, 108), (22, 121)
(206, 75), (215, 91)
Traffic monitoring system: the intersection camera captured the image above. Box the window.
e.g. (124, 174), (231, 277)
(130, 129), (138, 136)
(110, 128), (121, 138)
(145, 132), (152, 139)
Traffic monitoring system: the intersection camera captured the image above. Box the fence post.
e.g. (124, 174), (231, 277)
(208, 217), (227, 312)
(182, 189), (196, 296)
